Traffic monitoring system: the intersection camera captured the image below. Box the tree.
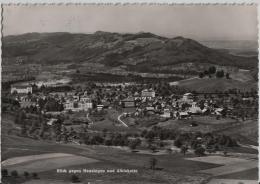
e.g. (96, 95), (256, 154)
(216, 70), (224, 78)
(194, 147), (206, 156)
(149, 158), (158, 170)
(39, 114), (46, 138)
(149, 145), (157, 153)
(208, 66), (216, 74)
(181, 145), (188, 155)
(129, 138), (141, 151)
(24, 171), (29, 178)
(166, 148), (173, 154)
(199, 72), (205, 78)
(32, 172), (39, 179)
(71, 174), (80, 183)
(2, 169), (8, 177)
(226, 72), (230, 79)
(223, 150), (228, 157)
(174, 138), (183, 148)
(204, 70), (209, 75)
(11, 170), (18, 178)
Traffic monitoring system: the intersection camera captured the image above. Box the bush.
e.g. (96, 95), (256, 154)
(129, 138), (141, 150)
(71, 174), (80, 183)
(24, 171), (29, 178)
(194, 147), (206, 156)
(2, 169), (8, 177)
(181, 145), (188, 155)
(149, 145), (157, 153)
(216, 70), (224, 78)
(11, 170), (18, 178)
(149, 158), (158, 170)
(104, 139), (112, 146)
(174, 138), (183, 148)
(208, 66), (216, 74)
(32, 172), (39, 179)
(199, 72), (205, 78)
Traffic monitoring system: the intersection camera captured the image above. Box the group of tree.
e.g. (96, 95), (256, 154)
(80, 132), (142, 149)
(2, 169), (39, 179)
(142, 127), (238, 152)
(199, 66), (230, 79)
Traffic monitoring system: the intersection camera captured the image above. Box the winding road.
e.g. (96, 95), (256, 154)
(86, 113), (93, 125)
(117, 113), (129, 127)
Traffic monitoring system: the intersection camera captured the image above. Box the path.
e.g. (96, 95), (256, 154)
(117, 113), (129, 127)
(86, 113), (93, 125)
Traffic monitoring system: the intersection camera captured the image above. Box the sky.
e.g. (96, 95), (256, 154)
(2, 4), (258, 40)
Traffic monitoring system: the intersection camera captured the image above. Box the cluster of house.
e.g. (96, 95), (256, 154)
(10, 82), (256, 120)
(121, 91), (216, 119)
(10, 84), (94, 112)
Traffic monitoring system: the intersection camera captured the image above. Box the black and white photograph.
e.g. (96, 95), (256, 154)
(1, 4), (258, 184)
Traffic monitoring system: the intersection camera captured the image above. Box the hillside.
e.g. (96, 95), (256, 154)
(175, 77), (257, 92)
(2, 32), (258, 73)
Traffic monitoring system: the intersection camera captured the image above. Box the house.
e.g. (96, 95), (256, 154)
(11, 84), (33, 94)
(47, 118), (58, 126)
(188, 102), (202, 114)
(214, 108), (224, 116)
(20, 96), (37, 108)
(121, 97), (135, 108)
(80, 96), (92, 103)
(64, 96), (93, 112)
(145, 106), (155, 115)
(49, 92), (66, 99)
(133, 92), (141, 100)
(182, 93), (193, 102)
(97, 104), (104, 111)
(160, 109), (171, 118)
(179, 112), (190, 119)
(141, 89), (155, 99)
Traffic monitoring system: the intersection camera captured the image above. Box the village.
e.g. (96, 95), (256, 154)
(8, 80), (258, 119)
(2, 79), (256, 149)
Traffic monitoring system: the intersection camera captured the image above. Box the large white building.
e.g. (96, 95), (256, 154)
(141, 89), (155, 99)
(11, 84), (33, 94)
(64, 96), (93, 112)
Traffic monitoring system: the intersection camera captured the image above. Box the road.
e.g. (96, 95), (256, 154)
(86, 113), (93, 125)
(117, 113), (129, 127)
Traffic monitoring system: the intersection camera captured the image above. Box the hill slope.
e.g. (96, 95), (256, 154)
(2, 32), (258, 72)
(176, 78), (257, 92)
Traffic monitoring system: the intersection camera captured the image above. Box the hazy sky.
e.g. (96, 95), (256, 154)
(3, 5), (258, 40)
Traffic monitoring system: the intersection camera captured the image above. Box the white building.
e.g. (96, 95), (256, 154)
(64, 96), (93, 112)
(188, 102), (202, 114)
(141, 89), (155, 99)
(11, 84), (33, 94)
(181, 93), (194, 104)
(182, 93), (193, 101)
(160, 109), (171, 118)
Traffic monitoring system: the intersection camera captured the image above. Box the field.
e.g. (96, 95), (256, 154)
(2, 134), (214, 184)
(2, 129), (258, 184)
(2, 153), (98, 173)
(219, 119), (258, 146)
(1, 102), (258, 184)
(156, 115), (238, 133)
(176, 77), (257, 92)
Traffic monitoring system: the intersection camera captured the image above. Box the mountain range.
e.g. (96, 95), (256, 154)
(3, 31), (258, 74)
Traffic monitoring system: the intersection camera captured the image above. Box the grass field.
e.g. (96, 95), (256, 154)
(1, 134), (213, 184)
(3, 153), (99, 173)
(187, 155), (258, 180)
(157, 115), (237, 133)
(177, 77), (257, 92)
(219, 120), (258, 146)
(1, 110), (258, 184)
